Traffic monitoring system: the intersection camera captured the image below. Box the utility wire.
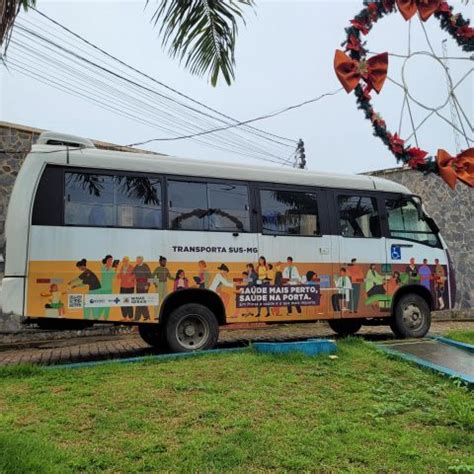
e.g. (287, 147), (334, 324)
(29, 7), (297, 148)
(5, 9), (342, 167)
(9, 39), (289, 163)
(10, 24), (293, 162)
(126, 89), (343, 147)
(9, 26), (292, 164)
(7, 60), (293, 166)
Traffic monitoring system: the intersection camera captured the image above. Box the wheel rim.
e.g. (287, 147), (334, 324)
(402, 303), (424, 331)
(175, 313), (210, 350)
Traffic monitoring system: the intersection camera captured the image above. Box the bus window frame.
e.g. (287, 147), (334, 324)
(255, 183), (328, 238)
(164, 175), (253, 234)
(380, 192), (443, 249)
(332, 190), (384, 240)
(61, 166), (166, 231)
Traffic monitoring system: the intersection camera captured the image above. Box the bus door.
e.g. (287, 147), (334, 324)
(333, 192), (388, 318)
(382, 195), (451, 310)
(255, 185), (334, 321)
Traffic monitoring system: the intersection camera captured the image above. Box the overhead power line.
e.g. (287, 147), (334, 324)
(9, 37), (290, 163)
(126, 89), (343, 147)
(8, 18), (296, 165)
(8, 23), (293, 165)
(3, 8), (343, 169)
(30, 7), (296, 148)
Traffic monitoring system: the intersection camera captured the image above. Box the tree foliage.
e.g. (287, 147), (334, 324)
(1, 0), (36, 51)
(147, 0), (254, 86)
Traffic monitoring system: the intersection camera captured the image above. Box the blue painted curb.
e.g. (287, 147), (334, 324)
(253, 339), (337, 356)
(431, 336), (474, 353)
(45, 347), (248, 370)
(375, 344), (474, 385)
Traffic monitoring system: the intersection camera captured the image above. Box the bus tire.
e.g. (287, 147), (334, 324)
(165, 303), (219, 353)
(389, 319), (405, 339)
(138, 324), (166, 349)
(328, 319), (362, 337)
(391, 293), (431, 339)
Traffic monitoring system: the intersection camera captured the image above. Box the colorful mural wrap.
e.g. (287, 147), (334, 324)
(28, 253), (449, 324)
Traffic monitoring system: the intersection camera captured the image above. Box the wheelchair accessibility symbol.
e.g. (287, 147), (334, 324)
(391, 245), (401, 260)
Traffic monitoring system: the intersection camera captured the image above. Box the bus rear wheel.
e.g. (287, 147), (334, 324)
(391, 294), (431, 339)
(328, 319), (362, 337)
(138, 324), (166, 349)
(165, 303), (219, 353)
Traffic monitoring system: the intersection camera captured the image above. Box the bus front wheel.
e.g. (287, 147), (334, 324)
(328, 319), (362, 337)
(391, 294), (431, 339)
(165, 303), (219, 353)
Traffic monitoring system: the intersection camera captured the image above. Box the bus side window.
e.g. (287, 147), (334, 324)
(338, 195), (381, 238)
(168, 180), (250, 232)
(64, 172), (162, 229)
(259, 189), (320, 236)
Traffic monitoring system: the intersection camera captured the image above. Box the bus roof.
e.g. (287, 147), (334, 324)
(30, 144), (412, 194)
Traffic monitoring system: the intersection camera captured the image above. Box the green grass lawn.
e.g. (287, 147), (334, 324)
(0, 339), (473, 473)
(445, 330), (474, 345)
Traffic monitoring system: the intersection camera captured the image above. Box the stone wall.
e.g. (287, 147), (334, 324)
(0, 123), (40, 273)
(368, 167), (473, 309)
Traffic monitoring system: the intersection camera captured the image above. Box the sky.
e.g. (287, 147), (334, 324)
(1, 0), (472, 174)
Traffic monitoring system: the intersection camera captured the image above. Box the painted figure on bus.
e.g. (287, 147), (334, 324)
(365, 264), (385, 311)
(238, 265), (257, 318)
(283, 257), (302, 315)
(386, 271), (402, 296)
(347, 258), (364, 313)
(405, 257), (419, 284)
(419, 258), (432, 291)
(133, 256), (151, 321)
(256, 256), (270, 318)
(151, 256), (174, 318)
(116, 256), (135, 320)
(306, 271), (320, 286)
(244, 263), (258, 286)
(210, 263), (233, 307)
(332, 267), (352, 311)
(365, 264), (385, 297)
(274, 262), (283, 286)
(434, 258), (446, 310)
(41, 283), (66, 316)
(266, 264), (275, 284)
(68, 258), (102, 320)
(193, 260), (210, 289)
(99, 254), (118, 320)
(174, 269), (189, 291)
(256, 256), (268, 281)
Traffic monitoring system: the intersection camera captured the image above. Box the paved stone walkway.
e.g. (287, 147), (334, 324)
(0, 320), (472, 366)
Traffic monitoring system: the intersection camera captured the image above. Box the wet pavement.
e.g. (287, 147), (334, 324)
(379, 338), (473, 379)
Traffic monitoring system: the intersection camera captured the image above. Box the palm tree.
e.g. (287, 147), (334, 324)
(147, 0), (255, 86)
(1, 0), (36, 52)
(2, 0), (471, 85)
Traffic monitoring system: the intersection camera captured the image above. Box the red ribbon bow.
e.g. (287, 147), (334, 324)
(436, 148), (474, 189)
(396, 0), (441, 22)
(334, 50), (389, 94)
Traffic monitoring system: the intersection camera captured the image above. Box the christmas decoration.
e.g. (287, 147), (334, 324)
(334, 0), (474, 189)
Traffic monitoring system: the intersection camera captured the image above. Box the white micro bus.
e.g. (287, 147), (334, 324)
(1, 132), (455, 352)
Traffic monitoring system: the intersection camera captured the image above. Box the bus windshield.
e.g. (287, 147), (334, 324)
(384, 196), (441, 248)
